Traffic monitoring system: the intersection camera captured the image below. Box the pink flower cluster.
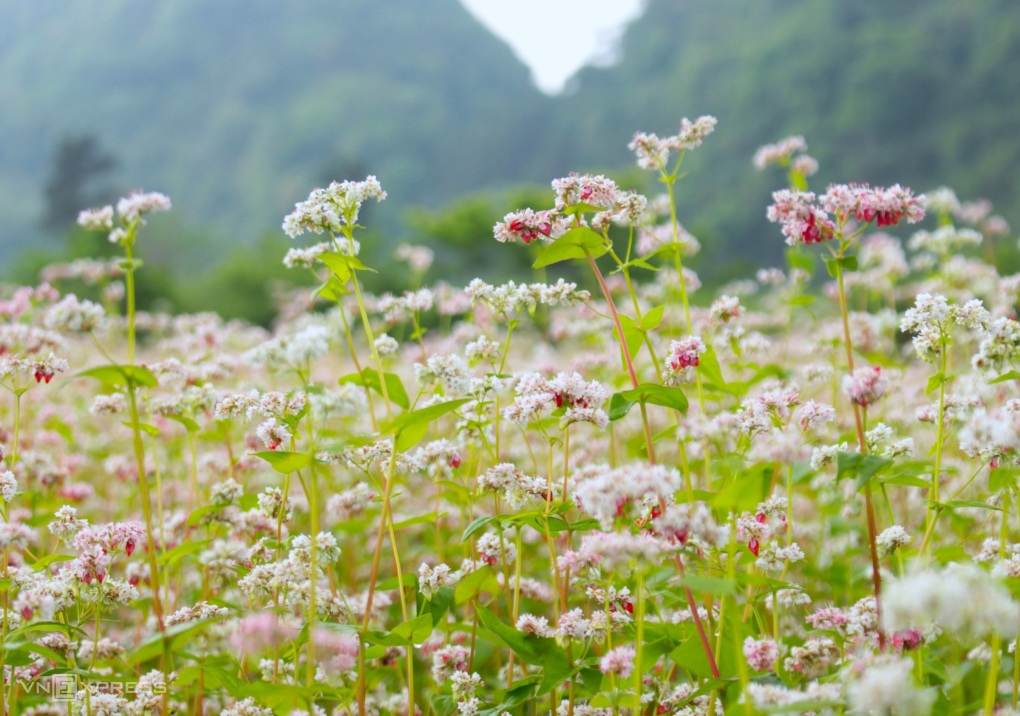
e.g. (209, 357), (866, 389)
(493, 208), (566, 244)
(843, 366), (887, 408)
(766, 190), (836, 246)
(768, 184), (925, 246)
(821, 183), (926, 228)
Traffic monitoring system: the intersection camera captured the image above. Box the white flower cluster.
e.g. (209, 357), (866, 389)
(282, 176), (386, 239)
(882, 563), (1020, 641)
(415, 354), (472, 395)
(464, 278), (590, 316)
(477, 463), (550, 509)
(282, 238), (360, 268)
(503, 371), (609, 430)
(44, 294), (105, 333)
(78, 190), (171, 245)
(900, 293), (989, 362)
(243, 324), (330, 370)
(572, 463), (682, 530)
(628, 116), (718, 171)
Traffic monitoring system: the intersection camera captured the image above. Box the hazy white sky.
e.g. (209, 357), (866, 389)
(458, 0), (645, 94)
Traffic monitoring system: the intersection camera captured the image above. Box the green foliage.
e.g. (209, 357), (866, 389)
(3, 0), (1018, 295)
(0, 0), (549, 256)
(544, 0), (1020, 278)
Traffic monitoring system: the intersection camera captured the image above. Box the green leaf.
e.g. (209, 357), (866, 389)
(339, 368), (410, 409)
(943, 499), (1003, 512)
(44, 415), (74, 443)
(989, 370), (1020, 385)
(824, 257), (839, 279)
(678, 575), (737, 596)
(669, 637), (717, 680)
(613, 314), (646, 365)
(990, 467), (1020, 493)
(532, 227), (608, 269)
(825, 255), (858, 278)
(475, 604), (566, 665)
(925, 372), (950, 395)
(608, 384), (688, 421)
(7, 621), (89, 642)
(698, 344), (725, 389)
(157, 538), (212, 566)
(392, 614), (434, 644)
(613, 257), (660, 273)
(877, 473), (930, 489)
(317, 252), (352, 283)
(164, 414), (201, 433)
(786, 248), (815, 275)
(29, 554), (75, 571)
(130, 618), (225, 665)
(836, 452), (893, 493)
(462, 515), (499, 542)
(455, 566), (501, 605)
(561, 201), (605, 216)
(175, 662), (242, 691)
(5, 640), (68, 666)
(253, 450), (314, 473)
(75, 364), (158, 388)
(380, 398), (470, 452)
(185, 504), (223, 526)
(364, 614), (433, 646)
(420, 586), (454, 627)
(316, 276), (349, 301)
(641, 305), (665, 330)
(392, 511), (445, 530)
(713, 467), (770, 512)
(121, 420), (160, 436)
(495, 677), (542, 712)
(344, 255), (375, 272)
(760, 701), (842, 713)
(117, 257), (144, 271)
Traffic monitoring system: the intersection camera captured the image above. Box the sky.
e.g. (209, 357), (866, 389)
(458, 0), (645, 94)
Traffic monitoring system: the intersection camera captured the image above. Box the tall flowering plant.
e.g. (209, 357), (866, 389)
(3, 119), (1020, 716)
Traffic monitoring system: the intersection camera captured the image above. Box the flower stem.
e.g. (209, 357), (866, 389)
(583, 249), (657, 465)
(835, 260), (884, 647)
(922, 346), (949, 556)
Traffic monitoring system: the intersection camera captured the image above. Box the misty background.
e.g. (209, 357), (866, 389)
(2, 0), (1017, 323)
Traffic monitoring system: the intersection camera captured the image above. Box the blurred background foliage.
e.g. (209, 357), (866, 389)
(1, 0), (1017, 323)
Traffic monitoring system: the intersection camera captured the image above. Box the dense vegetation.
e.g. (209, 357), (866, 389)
(1, 0), (1017, 313)
(549, 0), (1020, 277)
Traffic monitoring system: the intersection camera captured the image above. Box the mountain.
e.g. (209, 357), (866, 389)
(2, 0), (1017, 289)
(0, 0), (551, 256)
(541, 0), (1020, 276)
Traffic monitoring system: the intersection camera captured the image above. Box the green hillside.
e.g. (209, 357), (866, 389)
(0, 0), (551, 257)
(1, 0), (1017, 288)
(544, 0), (1020, 276)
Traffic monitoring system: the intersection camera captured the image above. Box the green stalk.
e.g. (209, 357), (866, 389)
(921, 345), (949, 556)
(583, 249), (657, 465)
(834, 258), (884, 647)
(983, 635), (1001, 715)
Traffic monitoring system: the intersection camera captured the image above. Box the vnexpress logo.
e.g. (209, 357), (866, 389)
(19, 674), (77, 702)
(19, 676), (162, 702)
(52, 675), (76, 701)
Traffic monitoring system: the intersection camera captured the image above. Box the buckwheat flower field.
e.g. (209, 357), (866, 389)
(2, 119), (1019, 716)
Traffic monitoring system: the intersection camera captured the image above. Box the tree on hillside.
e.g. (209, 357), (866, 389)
(41, 134), (118, 232)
